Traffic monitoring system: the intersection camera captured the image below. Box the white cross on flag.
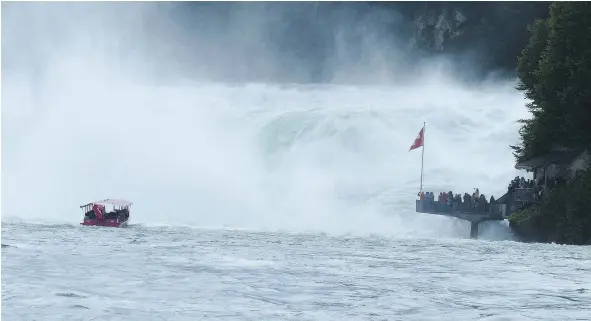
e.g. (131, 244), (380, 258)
(409, 126), (424, 151)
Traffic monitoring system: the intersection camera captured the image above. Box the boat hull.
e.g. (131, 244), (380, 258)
(80, 218), (129, 227)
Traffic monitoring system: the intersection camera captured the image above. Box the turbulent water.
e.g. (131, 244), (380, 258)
(2, 223), (591, 320)
(3, 81), (591, 320)
(2, 81), (528, 236)
(3, 3), (591, 320)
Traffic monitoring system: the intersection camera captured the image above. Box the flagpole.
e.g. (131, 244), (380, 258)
(420, 122), (425, 193)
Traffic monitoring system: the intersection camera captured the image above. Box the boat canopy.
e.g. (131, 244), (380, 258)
(80, 199), (133, 208)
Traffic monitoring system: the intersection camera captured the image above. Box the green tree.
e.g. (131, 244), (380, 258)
(513, 2), (591, 162)
(537, 2), (591, 149)
(512, 18), (550, 161)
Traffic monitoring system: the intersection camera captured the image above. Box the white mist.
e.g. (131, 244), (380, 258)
(2, 2), (529, 240)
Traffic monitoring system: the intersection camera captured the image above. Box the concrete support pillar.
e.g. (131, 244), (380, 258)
(470, 221), (479, 239)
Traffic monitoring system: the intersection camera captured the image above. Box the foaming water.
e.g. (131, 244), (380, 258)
(3, 223), (589, 320)
(2, 78), (525, 240)
(2, 3), (528, 240)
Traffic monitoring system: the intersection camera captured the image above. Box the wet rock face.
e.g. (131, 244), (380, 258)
(136, 2), (551, 82)
(410, 8), (467, 52)
(403, 2), (551, 74)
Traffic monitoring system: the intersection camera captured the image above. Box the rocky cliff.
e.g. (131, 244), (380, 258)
(124, 2), (554, 83)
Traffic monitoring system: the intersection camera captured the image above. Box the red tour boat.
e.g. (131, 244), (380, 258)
(80, 199), (132, 227)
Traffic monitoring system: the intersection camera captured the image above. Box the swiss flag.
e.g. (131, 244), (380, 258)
(409, 127), (424, 151)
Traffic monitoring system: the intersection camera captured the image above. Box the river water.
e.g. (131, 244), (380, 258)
(3, 3), (591, 320)
(2, 222), (590, 320)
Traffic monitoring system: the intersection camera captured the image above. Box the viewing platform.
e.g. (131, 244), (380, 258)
(416, 200), (508, 239)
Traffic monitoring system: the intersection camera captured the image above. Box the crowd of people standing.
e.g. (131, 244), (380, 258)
(417, 174), (561, 214)
(417, 171), (572, 215)
(418, 188), (494, 213)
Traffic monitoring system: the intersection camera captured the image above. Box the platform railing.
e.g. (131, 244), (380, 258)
(415, 199), (506, 219)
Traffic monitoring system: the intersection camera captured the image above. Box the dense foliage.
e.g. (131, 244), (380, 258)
(512, 2), (591, 162)
(509, 170), (591, 245)
(508, 2), (591, 245)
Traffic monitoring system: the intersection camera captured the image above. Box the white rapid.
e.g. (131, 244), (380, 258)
(2, 2), (529, 240)
(6, 6), (591, 321)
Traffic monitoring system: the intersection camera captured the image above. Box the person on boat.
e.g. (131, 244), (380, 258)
(92, 204), (101, 220)
(122, 208), (130, 220)
(92, 204), (105, 220)
(84, 209), (95, 219)
(106, 208), (120, 219)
